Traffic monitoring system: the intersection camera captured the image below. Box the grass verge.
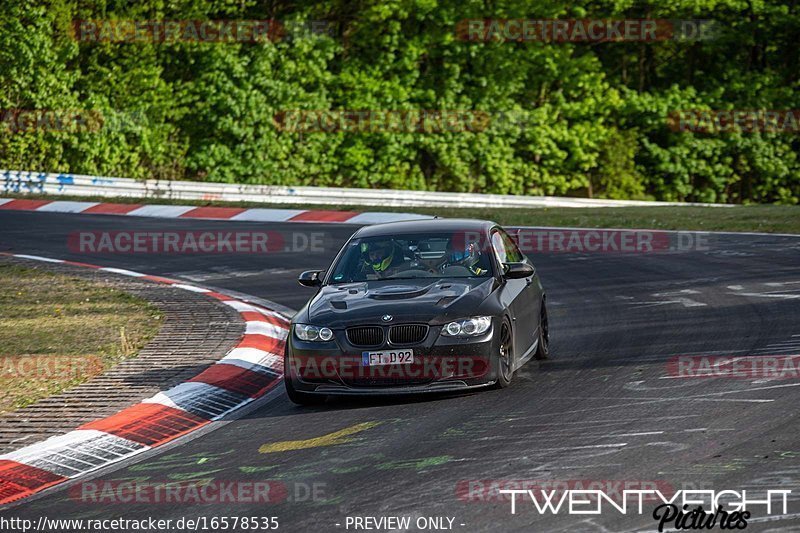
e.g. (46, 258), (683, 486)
(3, 192), (800, 234)
(0, 263), (163, 414)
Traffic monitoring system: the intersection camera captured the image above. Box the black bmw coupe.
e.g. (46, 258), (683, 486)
(284, 219), (549, 404)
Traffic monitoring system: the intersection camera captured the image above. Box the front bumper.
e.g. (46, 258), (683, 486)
(305, 380), (496, 396)
(285, 323), (500, 395)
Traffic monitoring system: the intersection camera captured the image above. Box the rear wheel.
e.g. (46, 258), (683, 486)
(534, 301), (550, 360)
(494, 321), (514, 388)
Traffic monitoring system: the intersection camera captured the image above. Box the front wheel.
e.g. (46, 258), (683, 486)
(494, 321), (514, 388)
(534, 302), (550, 360)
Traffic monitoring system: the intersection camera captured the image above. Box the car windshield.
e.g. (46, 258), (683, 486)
(328, 231), (494, 283)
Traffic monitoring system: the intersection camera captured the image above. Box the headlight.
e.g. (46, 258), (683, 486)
(441, 316), (492, 337)
(295, 324), (334, 342)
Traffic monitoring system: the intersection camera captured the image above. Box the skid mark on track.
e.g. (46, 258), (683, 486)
(625, 379), (714, 392)
(376, 455), (455, 471)
(746, 514), (800, 530)
(239, 465), (278, 473)
(258, 421), (381, 453)
(630, 289), (708, 308)
(733, 292), (800, 300)
(695, 382), (800, 396)
(510, 393), (778, 422)
(728, 283), (800, 300)
(750, 334), (800, 355)
(531, 443), (628, 451)
(128, 451), (234, 473)
(609, 350), (751, 364)
(178, 267), (295, 282)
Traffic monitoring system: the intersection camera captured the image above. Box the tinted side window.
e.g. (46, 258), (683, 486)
(491, 232), (508, 263)
(500, 230), (524, 262)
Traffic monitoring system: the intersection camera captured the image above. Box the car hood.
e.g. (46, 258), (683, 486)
(305, 278), (495, 328)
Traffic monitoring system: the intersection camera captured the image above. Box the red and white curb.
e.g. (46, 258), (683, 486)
(0, 198), (431, 225)
(0, 253), (290, 506)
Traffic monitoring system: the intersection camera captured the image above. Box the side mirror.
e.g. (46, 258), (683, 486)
(298, 270), (323, 287)
(503, 262), (535, 280)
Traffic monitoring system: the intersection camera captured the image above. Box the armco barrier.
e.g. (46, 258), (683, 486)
(1, 170), (728, 209)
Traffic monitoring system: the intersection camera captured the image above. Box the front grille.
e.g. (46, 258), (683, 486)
(346, 326), (384, 347)
(389, 324), (428, 345)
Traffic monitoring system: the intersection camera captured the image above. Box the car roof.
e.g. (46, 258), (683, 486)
(353, 218), (499, 238)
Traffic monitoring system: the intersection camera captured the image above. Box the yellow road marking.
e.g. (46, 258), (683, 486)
(258, 421), (381, 453)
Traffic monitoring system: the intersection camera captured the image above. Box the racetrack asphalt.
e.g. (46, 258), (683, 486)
(1, 210), (799, 532)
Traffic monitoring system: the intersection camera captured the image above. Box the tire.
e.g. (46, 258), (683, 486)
(534, 301), (550, 360)
(284, 375), (327, 406)
(494, 320), (514, 389)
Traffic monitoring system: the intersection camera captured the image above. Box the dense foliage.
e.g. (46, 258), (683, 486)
(1, 0), (798, 203)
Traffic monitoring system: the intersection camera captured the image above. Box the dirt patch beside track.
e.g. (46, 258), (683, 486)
(0, 256), (244, 453)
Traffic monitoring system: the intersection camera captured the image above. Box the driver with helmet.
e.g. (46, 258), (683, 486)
(359, 240), (410, 278)
(438, 237), (487, 276)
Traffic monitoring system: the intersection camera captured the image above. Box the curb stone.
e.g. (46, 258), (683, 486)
(0, 253), (290, 506)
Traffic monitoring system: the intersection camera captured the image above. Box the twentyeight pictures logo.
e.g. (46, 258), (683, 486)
(496, 488), (791, 531)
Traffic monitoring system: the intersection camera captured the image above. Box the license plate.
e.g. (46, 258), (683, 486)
(362, 350), (414, 366)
